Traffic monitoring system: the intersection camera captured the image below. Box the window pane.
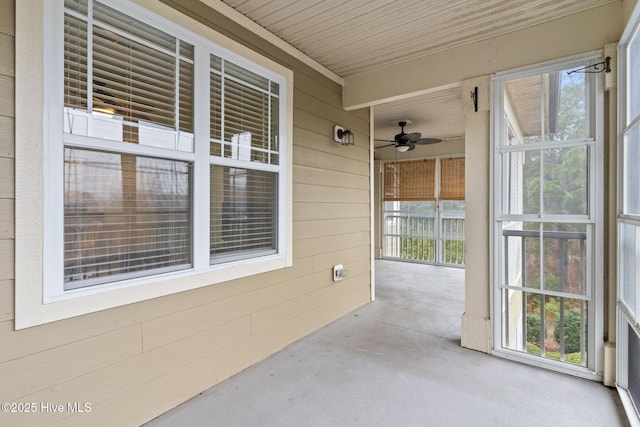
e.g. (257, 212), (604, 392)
(542, 223), (587, 295)
(210, 56), (278, 164)
(628, 326), (640, 410)
(63, 1), (194, 150)
(210, 59), (222, 150)
(522, 151), (539, 215)
(64, 12), (88, 108)
(503, 150), (540, 215)
(65, 0), (87, 14)
(629, 27), (640, 122)
(224, 79), (271, 158)
(620, 223), (637, 314)
(501, 222), (540, 289)
(502, 290), (587, 366)
(93, 2), (175, 52)
(93, 26), (175, 128)
(64, 148), (192, 288)
(225, 60), (269, 91)
(543, 146), (588, 215)
(270, 95), (279, 164)
(501, 221), (523, 287)
(624, 124), (640, 214)
(554, 71), (588, 141)
(210, 166), (277, 262)
(179, 58), (194, 134)
(503, 68), (589, 144)
(502, 151), (524, 215)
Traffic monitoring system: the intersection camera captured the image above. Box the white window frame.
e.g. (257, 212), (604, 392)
(617, 0), (640, 422)
(491, 52), (604, 380)
(15, 0), (293, 329)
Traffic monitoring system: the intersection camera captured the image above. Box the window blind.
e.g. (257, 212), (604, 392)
(210, 55), (279, 164)
(63, 148), (192, 289)
(383, 159), (436, 201)
(210, 166), (277, 262)
(59, 0), (285, 291)
(439, 157), (465, 200)
(64, 0), (194, 145)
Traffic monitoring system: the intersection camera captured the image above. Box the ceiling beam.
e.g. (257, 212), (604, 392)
(343, 2), (624, 110)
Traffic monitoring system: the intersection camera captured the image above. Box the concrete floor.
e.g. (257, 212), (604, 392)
(146, 260), (628, 427)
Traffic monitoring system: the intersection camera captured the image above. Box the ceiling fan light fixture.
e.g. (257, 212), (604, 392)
(374, 121), (442, 151)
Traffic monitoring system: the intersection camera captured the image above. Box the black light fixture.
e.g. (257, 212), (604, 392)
(333, 125), (354, 146)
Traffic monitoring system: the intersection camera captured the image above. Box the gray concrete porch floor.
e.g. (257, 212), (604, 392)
(146, 260), (628, 427)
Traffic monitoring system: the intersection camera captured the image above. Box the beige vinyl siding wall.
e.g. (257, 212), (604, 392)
(1, 1), (371, 425)
(0, 0), (15, 325)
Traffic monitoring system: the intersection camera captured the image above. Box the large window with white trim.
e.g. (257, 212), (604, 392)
(18, 0), (291, 316)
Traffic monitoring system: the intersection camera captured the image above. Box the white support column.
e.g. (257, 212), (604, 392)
(460, 76), (492, 353)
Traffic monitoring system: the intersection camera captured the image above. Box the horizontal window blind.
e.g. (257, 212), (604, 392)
(64, 0), (193, 146)
(383, 159), (436, 201)
(64, 148), (191, 288)
(63, 10), (88, 108)
(440, 157), (465, 200)
(210, 166), (277, 262)
(210, 55), (279, 164)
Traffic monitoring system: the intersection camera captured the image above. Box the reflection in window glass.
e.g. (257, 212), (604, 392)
(542, 223), (587, 294)
(64, 1), (194, 148)
(620, 223), (638, 314)
(625, 125), (640, 214)
(210, 166), (277, 262)
(542, 146), (588, 216)
(503, 151), (530, 215)
(503, 69), (589, 144)
(64, 148), (192, 288)
(630, 27), (640, 122)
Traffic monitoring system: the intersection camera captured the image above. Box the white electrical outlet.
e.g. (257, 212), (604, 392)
(332, 264), (344, 282)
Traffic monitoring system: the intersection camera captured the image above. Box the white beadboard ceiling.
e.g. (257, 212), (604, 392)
(219, 0), (615, 145)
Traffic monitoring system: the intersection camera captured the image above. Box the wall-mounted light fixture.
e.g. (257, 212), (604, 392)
(333, 125), (354, 146)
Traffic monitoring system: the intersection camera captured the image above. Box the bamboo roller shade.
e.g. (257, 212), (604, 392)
(383, 157), (465, 201)
(439, 157), (465, 200)
(383, 159), (436, 201)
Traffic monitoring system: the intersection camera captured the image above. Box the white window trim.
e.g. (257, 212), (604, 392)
(15, 0), (293, 329)
(617, 0), (640, 423)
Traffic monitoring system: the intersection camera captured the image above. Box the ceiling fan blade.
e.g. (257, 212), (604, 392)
(401, 132), (422, 142)
(375, 143), (396, 149)
(407, 142), (416, 151)
(414, 137), (443, 145)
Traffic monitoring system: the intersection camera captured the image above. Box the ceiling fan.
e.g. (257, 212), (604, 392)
(375, 121), (442, 152)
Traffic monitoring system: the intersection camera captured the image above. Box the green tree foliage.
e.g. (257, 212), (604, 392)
(526, 314), (542, 346)
(554, 309), (584, 354)
(522, 71), (589, 315)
